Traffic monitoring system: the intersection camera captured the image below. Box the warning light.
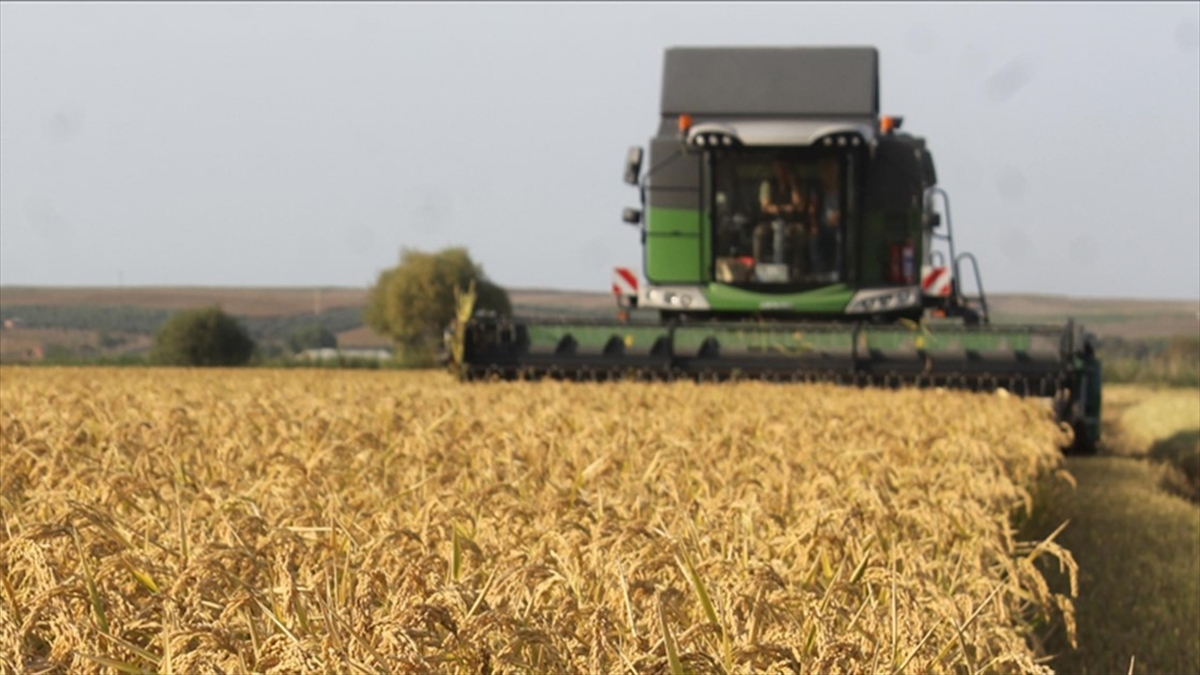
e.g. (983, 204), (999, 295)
(880, 116), (904, 134)
(678, 114), (693, 134)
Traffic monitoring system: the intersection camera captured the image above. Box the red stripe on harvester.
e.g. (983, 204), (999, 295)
(922, 267), (945, 291)
(617, 268), (638, 291)
(612, 284), (621, 296)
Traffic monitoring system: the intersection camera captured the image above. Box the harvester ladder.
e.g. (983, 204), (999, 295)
(927, 186), (990, 324)
(954, 251), (990, 325)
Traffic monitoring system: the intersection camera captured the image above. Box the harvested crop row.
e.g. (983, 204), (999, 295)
(1, 367), (1076, 674)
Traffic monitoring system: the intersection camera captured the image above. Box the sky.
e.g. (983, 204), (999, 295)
(1, 2), (1198, 301)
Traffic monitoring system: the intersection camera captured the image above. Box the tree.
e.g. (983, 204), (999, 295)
(364, 247), (511, 362)
(150, 306), (256, 366)
(287, 324), (339, 354)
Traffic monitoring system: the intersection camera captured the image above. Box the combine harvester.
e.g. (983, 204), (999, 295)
(452, 47), (1101, 453)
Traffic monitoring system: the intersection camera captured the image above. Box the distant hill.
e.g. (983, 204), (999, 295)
(0, 286), (368, 317)
(985, 294), (1199, 340)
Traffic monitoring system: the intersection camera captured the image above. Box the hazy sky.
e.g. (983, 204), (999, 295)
(2, 3), (1198, 300)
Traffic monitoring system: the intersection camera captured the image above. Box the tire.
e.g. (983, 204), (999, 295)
(1068, 420), (1099, 456)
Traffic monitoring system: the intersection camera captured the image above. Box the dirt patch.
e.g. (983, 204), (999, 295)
(1034, 456), (1200, 675)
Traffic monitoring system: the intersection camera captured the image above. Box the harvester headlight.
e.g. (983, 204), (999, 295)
(696, 136), (706, 146)
(642, 286), (710, 311)
(848, 288), (920, 314)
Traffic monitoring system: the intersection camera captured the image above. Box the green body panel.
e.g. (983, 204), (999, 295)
(863, 329), (1035, 352)
(673, 324), (853, 356)
(859, 211), (888, 286)
(670, 323), (1049, 358)
(645, 207), (705, 283)
(517, 323), (1054, 360)
(525, 324), (670, 352)
(858, 210), (922, 286)
(701, 283), (855, 313)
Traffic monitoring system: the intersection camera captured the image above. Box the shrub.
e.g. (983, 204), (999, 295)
(364, 247), (511, 364)
(286, 324), (339, 354)
(150, 306), (255, 366)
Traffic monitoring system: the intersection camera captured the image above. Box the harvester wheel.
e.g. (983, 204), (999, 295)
(1070, 421), (1099, 456)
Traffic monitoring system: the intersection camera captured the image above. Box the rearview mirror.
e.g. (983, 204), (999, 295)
(622, 207), (642, 225)
(623, 146), (643, 186)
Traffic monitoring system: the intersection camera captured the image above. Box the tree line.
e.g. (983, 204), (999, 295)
(142, 247), (509, 366)
(0, 304), (364, 342)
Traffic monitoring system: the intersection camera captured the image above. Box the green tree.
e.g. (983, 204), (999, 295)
(150, 306), (256, 366)
(364, 247), (511, 363)
(287, 324), (339, 354)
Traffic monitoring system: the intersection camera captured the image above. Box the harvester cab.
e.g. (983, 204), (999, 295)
(457, 46), (1102, 455)
(616, 47), (988, 327)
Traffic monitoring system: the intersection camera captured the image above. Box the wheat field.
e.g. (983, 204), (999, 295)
(1, 367), (1077, 674)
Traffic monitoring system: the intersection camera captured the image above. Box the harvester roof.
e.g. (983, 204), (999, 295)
(660, 46), (880, 118)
